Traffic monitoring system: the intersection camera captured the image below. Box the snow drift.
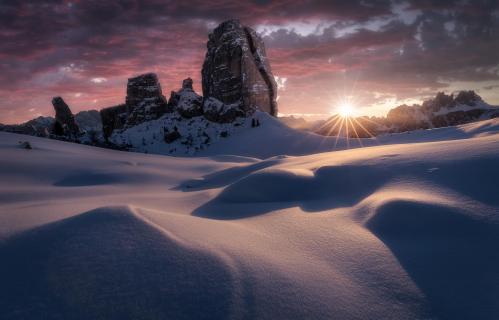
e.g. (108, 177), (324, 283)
(1, 117), (498, 319)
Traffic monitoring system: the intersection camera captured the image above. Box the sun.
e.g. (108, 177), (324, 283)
(337, 103), (355, 117)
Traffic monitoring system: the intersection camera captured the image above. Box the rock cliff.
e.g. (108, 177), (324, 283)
(202, 20), (278, 117)
(51, 97), (80, 137)
(124, 73), (170, 127)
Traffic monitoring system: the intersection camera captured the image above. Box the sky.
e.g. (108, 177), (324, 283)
(1, 0), (499, 124)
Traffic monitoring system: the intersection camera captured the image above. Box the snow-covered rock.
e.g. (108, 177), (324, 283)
(124, 73), (170, 127)
(388, 91), (498, 131)
(109, 110), (249, 156)
(99, 73), (170, 138)
(203, 97), (245, 123)
(168, 78), (203, 119)
(74, 110), (102, 133)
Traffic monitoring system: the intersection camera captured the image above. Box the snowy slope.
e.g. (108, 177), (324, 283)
(1, 122), (499, 319)
(110, 110), (499, 159)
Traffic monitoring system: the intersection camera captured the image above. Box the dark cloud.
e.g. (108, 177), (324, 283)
(0, 0), (498, 123)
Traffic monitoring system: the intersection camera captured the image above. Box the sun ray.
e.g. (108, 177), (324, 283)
(356, 116), (382, 127)
(351, 117), (379, 143)
(347, 116), (364, 147)
(326, 115), (344, 136)
(334, 117), (346, 149)
(345, 116), (350, 148)
(317, 114), (340, 135)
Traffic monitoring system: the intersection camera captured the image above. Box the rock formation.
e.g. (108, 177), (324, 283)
(202, 19), (278, 117)
(168, 78), (203, 118)
(124, 73), (169, 127)
(100, 73), (170, 138)
(203, 97), (244, 123)
(50, 21), (281, 140)
(51, 97), (80, 137)
(387, 90), (492, 131)
(182, 78), (193, 90)
(100, 104), (127, 139)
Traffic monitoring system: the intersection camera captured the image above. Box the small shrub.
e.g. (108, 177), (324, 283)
(19, 141), (32, 149)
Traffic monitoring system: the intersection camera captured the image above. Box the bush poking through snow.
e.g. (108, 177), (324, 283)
(164, 129), (181, 143)
(19, 141), (32, 149)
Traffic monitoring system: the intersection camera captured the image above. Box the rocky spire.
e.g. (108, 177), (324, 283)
(51, 96), (80, 137)
(124, 73), (169, 127)
(182, 78), (193, 90)
(201, 19), (278, 117)
(168, 78), (203, 118)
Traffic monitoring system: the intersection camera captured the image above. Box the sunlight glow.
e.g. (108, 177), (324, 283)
(316, 96), (380, 149)
(337, 103), (355, 118)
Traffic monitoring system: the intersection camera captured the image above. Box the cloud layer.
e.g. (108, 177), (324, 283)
(1, 0), (498, 123)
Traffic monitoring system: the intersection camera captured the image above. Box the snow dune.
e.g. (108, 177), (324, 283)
(1, 118), (499, 319)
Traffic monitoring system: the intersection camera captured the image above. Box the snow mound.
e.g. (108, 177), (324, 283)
(0, 206), (235, 319)
(367, 200), (499, 319)
(210, 165), (388, 206)
(191, 127), (499, 221)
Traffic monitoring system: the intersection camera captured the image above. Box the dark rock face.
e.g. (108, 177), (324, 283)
(168, 78), (203, 118)
(100, 104), (127, 139)
(51, 97), (80, 137)
(386, 104), (430, 132)
(422, 92), (456, 113)
(455, 90), (482, 105)
(203, 97), (244, 123)
(386, 90), (491, 132)
(202, 19), (278, 117)
(100, 73), (170, 138)
(164, 130), (181, 143)
(125, 73), (169, 127)
(431, 109), (485, 127)
(182, 78), (193, 90)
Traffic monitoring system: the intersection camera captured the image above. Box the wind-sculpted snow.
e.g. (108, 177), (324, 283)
(367, 201), (499, 319)
(0, 206), (235, 320)
(1, 120), (498, 319)
(190, 132), (499, 219)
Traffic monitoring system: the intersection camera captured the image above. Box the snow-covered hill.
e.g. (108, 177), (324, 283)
(1, 118), (498, 319)
(112, 110), (499, 159)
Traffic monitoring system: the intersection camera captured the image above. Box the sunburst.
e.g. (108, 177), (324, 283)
(314, 97), (381, 149)
(338, 103), (355, 118)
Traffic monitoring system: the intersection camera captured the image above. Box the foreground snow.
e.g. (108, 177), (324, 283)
(1, 119), (498, 319)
